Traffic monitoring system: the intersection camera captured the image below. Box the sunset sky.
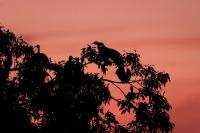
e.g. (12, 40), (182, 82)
(1, 0), (200, 132)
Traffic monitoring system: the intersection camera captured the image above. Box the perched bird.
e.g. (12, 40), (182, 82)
(93, 41), (132, 82)
(26, 49), (49, 82)
(32, 53), (49, 67)
(93, 41), (123, 66)
(31, 45), (49, 68)
(126, 86), (136, 101)
(35, 45), (40, 53)
(116, 67), (131, 83)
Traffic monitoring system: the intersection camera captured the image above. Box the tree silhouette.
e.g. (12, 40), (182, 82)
(0, 26), (174, 133)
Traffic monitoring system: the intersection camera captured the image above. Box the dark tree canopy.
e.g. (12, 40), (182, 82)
(0, 26), (174, 133)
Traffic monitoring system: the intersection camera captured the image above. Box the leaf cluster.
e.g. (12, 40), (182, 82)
(0, 27), (174, 133)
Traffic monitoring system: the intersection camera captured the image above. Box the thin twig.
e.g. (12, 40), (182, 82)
(103, 79), (126, 97)
(102, 78), (140, 84)
(110, 95), (121, 102)
(102, 78), (144, 89)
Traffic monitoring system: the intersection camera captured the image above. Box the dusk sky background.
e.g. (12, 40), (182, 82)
(1, 0), (200, 132)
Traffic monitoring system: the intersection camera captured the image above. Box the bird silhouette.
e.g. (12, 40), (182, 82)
(93, 41), (131, 82)
(126, 86), (136, 101)
(93, 41), (123, 66)
(31, 45), (49, 68)
(35, 45), (40, 53)
(116, 67), (131, 83)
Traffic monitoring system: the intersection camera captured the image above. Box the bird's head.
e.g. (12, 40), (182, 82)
(35, 45), (40, 53)
(93, 41), (105, 49)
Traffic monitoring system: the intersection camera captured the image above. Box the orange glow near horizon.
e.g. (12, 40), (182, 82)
(1, 1), (200, 132)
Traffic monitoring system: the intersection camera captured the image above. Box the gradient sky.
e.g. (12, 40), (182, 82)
(1, 0), (200, 132)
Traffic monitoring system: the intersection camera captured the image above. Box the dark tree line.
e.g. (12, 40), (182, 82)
(0, 26), (174, 133)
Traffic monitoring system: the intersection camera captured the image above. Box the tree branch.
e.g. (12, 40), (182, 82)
(103, 79), (126, 97)
(102, 78), (139, 84)
(110, 95), (121, 102)
(102, 78), (144, 88)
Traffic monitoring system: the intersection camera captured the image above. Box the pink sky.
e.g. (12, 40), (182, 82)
(1, 0), (200, 132)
